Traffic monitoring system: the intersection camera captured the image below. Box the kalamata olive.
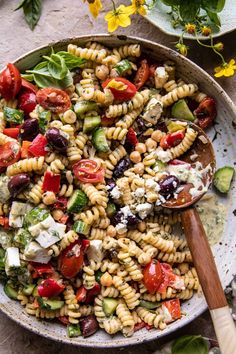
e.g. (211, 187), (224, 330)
(136, 117), (145, 132)
(106, 178), (116, 192)
(111, 210), (123, 226)
(113, 157), (131, 179)
(159, 175), (180, 195)
(8, 174), (30, 196)
(46, 128), (68, 152)
(20, 118), (39, 141)
(127, 214), (140, 229)
(80, 315), (99, 338)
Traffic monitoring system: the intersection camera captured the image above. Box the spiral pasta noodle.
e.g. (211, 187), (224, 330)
(161, 84), (198, 107)
(6, 157), (45, 176)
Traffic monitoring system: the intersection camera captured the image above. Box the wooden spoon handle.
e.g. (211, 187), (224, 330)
(181, 207), (227, 309)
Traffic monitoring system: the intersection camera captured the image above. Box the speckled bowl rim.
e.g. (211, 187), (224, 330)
(0, 34), (236, 348)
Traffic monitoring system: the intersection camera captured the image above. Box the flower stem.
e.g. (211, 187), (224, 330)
(111, 0), (116, 12)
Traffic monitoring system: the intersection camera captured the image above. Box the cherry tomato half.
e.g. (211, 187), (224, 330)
(134, 60), (150, 90)
(58, 241), (84, 279)
(36, 87), (71, 113)
(102, 77), (137, 101)
(18, 91), (37, 117)
(3, 128), (20, 139)
(143, 260), (163, 294)
(73, 159), (105, 184)
(0, 141), (21, 167)
(21, 78), (38, 94)
(0, 63), (22, 100)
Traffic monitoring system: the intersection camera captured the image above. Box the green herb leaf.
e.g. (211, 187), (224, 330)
(3, 107), (24, 124)
(207, 10), (221, 27)
(179, 1), (200, 21)
(23, 0), (42, 30)
(171, 335), (208, 354)
(14, 0), (29, 11)
(56, 51), (86, 70)
(202, 0), (225, 13)
(43, 54), (68, 80)
(21, 73), (35, 81)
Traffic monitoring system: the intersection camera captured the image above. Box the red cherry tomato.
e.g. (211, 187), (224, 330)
(194, 97), (217, 130)
(36, 87), (71, 113)
(28, 134), (48, 157)
(3, 128), (20, 139)
(134, 60), (150, 90)
(101, 115), (115, 127)
(18, 91), (37, 116)
(58, 240), (84, 279)
(143, 260), (163, 294)
(0, 141), (21, 167)
(76, 286), (87, 302)
(102, 77), (137, 101)
(73, 159), (105, 184)
(38, 278), (65, 298)
(21, 78), (37, 94)
(0, 63), (22, 100)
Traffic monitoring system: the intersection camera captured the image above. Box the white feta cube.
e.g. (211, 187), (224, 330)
(87, 240), (104, 263)
(40, 215), (56, 229)
(5, 247), (21, 275)
(154, 67), (169, 89)
(48, 222), (66, 238)
(135, 203), (153, 219)
(161, 304), (173, 324)
(24, 241), (51, 264)
(28, 223), (42, 237)
(36, 230), (60, 248)
(9, 214), (24, 228)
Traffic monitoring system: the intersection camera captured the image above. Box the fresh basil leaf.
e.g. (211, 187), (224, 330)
(3, 107), (24, 124)
(179, 1), (200, 21)
(43, 54), (68, 80)
(202, 0), (225, 13)
(26, 61), (51, 78)
(207, 11), (221, 27)
(21, 73), (34, 81)
(171, 335), (208, 354)
(23, 0), (42, 30)
(56, 51), (86, 70)
(38, 110), (51, 133)
(14, 0), (30, 11)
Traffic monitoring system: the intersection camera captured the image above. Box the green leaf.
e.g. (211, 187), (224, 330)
(3, 107), (24, 124)
(21, 73), (34, 81)
(202, 0), (225, 13)
(56, 51), (86, 70)
(171, 335), (208, 354)
(43, 54), (68, 80)
(160, 0), (181, 6)
(207, 10), (221, 27)
(14, 0), (30, 11)
(179, 1), (200, 21)
(23, 0), (42, 30)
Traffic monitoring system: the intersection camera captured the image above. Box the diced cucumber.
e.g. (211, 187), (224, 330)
(213, 166), (235, 193)
(67, 190), (88, 213)
(92, 128), (109, 153)
(38, 297), (64, 310)
(67, 324), (81, 338)
(74, 100), (98, 116)
(3, 107), (24, 124)
(115, 59), (132, 76)
(102, 298), (118, 316)
(139, 300), (161, 310)
(33, 285), (39, 297)
(22, 284), (36, 296)
(83, 116), (101, 133)
(4, 282), (18, 300)
(73, 220), (90, 235)
(167, 120), (187, 133)
(106, 203), (117, 218)
(95, 270), (103, 283)
(0, 248), (5, 270)
(171, 99), (194, 121)
(153, 160), (167, 172)
(23, 207), (49, 228)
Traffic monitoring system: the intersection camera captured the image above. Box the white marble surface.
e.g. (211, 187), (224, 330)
(0, 1), (235, 352)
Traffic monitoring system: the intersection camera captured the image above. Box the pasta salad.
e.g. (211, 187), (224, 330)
(0, 41), (217, 338)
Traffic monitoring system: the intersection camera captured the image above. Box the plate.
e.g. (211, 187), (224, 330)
(0, 34), (236, 347)
(145, 1), (236, 40)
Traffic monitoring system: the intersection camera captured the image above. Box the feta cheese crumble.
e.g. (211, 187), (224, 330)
(135, 203), (153, 219)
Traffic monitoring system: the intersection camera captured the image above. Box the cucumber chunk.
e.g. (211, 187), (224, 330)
(73, 220), (90, 235)
(139, 300), (160, 310)
(115, 59), (132, 76)
(67, 324), (81, 338)
(102, 298), (118, 316)
(74, 100), (98, 116)
(24, 207), (49, 228)
(38, 297), (64, 310)
(167, 120), (187, 133)
(171, 99), (194, 121)
(22, 284), (36, 296)
(106, 202), (117, 218)
(213, 166), (235, 193)
(92, 128), (109, 153)
(4, 282), (18, 299)
(83, 116), (101, 133)
(67, 190), (88, 213)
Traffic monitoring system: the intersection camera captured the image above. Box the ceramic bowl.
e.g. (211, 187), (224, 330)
(0, 34), (236, 347)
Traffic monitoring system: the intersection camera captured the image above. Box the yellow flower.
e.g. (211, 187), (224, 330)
(175, 43), (188, 56)
(201, 26), (211, 36)
(214, 59), (236, 78)
(185, 23), (196, 34)
(105, 5), (133, 33)
(128, 0), (147, 16)
(88, 0), (102, 18)
(213, 42), (224, 52)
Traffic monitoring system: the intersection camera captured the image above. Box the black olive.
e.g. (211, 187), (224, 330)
(20, 118), (39, 141)
(46, 128), (68, 152)
(113, 157), (132, 179)
(8, 174), (30, 196)
(159, 175), (180, 195)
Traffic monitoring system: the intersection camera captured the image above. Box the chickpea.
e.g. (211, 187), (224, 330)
(107, 225), (116, 237)
(145, 138), (157, 152)
(130, 151), (141, 163)
(42, 191), (56, 205)
(138, 221), (146, 232)
(133, 162), (144, 175)
(100, 272), (113, 287)
(135, 143), (146, 154)
(151, 130), (164, 142)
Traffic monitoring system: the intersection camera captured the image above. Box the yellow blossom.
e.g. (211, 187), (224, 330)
(105, 5), (133, 33)
(213, 42), (224, 52)
(185, 23), (196, 34)
(128, 0), (147, 16)
(201, 26), (211, 36)
(88, 0), (102, 17)
(214, 59), (236, 78)
(175, 43), (188, 56)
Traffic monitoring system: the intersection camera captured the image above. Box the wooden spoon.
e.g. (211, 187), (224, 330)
(162, 122), (236, 354)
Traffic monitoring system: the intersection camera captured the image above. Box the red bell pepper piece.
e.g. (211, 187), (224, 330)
(160, 131), (185, 150)
(162, 299), (181, 323)
(58, 316), (70, 326)
(3, 128), (20, 139)
(30, 262), (54, 278)
(76, 286), (87, 302)
(42, 170), (61, 193)
(60, 214), (69, 224)
(21, 140), (32, 159)
(81, 239), (90, 252)
(28, 134), (48, 157)
(0, 216), (9, 229)
(85, 283), (101, 304)
(101, 115), (115, 127)
(53, 197), (68, 210)
(126, 128), (138, 146)
(38, 278), (65, 298)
